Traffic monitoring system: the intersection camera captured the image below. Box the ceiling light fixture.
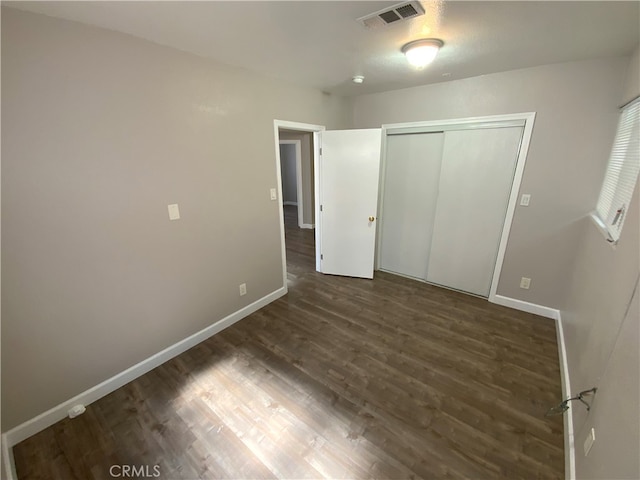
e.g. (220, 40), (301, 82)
(401, 38), (443, 69)
(352, 75), (365, 84)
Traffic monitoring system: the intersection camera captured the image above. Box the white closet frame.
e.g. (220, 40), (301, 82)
(376, 112), (536, 303)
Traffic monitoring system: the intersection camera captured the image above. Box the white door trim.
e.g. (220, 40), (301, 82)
(274, 120), (325, 277)
(278, 139), (304, 228)
(488, 113), (536, 302)
(382, 113), (530, 132)
(379, 112), (536, 301)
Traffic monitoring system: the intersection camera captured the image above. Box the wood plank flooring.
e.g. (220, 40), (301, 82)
(14, 206), (564, 479)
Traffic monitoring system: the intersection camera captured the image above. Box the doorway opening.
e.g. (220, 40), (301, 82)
(278, 140), (304, 228)
(274, 120), (324, 288)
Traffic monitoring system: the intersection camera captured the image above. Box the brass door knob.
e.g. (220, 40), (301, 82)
(368, 216), (375, 222)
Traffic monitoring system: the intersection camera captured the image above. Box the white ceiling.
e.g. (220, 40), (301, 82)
(6, 1), (640, 96)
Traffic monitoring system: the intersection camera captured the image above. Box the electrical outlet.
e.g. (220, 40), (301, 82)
(583, 428), (596, 456)
(239, 283), (247, 296)
(520, 194), (531, 206)
(520, 277), (531, 289)
(168, 204), (180, 220)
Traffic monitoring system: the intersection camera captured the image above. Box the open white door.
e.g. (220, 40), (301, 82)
(319, 129), (381, 279)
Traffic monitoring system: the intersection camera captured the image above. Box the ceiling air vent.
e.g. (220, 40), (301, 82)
(357, 1), (425, 29)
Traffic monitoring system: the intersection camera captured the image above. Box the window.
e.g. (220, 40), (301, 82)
(594, 97), (640, 243)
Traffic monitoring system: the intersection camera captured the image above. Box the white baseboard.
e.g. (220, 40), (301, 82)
(3, 286), (287, 450)
(489, 294), (560, 320)
(555, 312), (575, 480)
(300, 223), (315, 229)
(2, 435), (17, 480)
(283, 201), (298, 206)
(490, 295), (574, 478)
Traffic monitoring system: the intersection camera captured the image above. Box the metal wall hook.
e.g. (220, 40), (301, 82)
(545, 387), (597, 417)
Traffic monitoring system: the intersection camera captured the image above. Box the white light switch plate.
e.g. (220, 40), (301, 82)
(520, 194), (531, 206)
(270, 188), (277, 201)
(168, 204), (180, 220)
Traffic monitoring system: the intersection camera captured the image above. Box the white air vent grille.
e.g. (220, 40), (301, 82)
(357, 1), (425, 29)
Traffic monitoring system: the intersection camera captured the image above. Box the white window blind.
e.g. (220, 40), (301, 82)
(594, 97), (640, 243)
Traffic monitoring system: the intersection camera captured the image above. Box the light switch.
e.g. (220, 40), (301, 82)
(168, 204), (180, 220)
(270, 188), (277, 201)
(520, 194), (531, 206)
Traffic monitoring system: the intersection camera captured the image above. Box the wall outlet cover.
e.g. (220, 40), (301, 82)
(168, 204), (180, 220)
(520, 277), (531, 289)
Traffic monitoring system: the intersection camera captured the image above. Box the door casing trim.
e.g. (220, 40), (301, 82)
(274, 120), (325, 279)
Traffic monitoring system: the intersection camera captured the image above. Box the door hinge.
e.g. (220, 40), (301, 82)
(321, 254), (323, 260)
(319, 147), (322, 155)
(320, 205), (323, 212)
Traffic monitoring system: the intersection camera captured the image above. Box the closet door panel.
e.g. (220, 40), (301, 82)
(426, 127), (523, 296)
(379, 133), (444, 279)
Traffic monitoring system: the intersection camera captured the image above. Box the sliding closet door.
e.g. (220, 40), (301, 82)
(379, 132), (444, 279)
(426, 127), (523, 297)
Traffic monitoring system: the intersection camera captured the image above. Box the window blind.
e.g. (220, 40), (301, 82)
(595, 97), (640, 243)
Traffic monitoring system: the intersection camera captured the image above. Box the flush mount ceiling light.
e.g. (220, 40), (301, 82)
(402, 38), (444, 69)
(352, 75), (365, 84)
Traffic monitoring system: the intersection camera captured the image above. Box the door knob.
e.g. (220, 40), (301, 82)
(368, 216), (375, 222)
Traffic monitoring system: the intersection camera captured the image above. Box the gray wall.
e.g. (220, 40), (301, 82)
(562, 46), (639, 480)
(1, 8), (351, 431)
(353, 57), (627, 309)
(279, 130), (315, 225)
(279, 144), (298, 205)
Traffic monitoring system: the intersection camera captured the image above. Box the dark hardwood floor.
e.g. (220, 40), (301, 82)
(14, 205), (564, 479)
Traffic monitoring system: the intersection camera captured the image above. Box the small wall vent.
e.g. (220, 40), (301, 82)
(357, 1), (425, 29)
